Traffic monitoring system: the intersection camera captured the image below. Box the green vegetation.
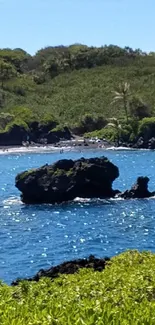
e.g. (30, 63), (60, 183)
(85, 119), (134, 144)
(1, 250), (155, 324)
(111, 82), (131, 122)
(0, 44), (155, 143)
(138, 117), (155, 141)
(53, 168), (65, 177)
(17, 169), (35, 180)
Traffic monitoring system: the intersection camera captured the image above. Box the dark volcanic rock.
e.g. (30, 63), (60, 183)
(148, 137), (155, 149)
(0, 123), (72, 146)
(119, 176), (155, 199)
(15, 156), (119, 204)
(12, 255), (110, 285)
(133, 137), (146, 149)
(46, 127), (72, 144)
(0, 125), (29, 146)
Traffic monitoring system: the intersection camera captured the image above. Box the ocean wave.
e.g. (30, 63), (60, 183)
(3, 196), (22, 205)
(73, 197), (124, 203)
(105, 146), (150, 151)
(0, 146), (73, 155)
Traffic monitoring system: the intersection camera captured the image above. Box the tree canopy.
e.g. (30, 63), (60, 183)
(0, 43), (154, 130)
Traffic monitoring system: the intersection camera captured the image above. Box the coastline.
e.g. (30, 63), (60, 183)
(0, 138), (143, 155)
(0, 144), (137, 155)
(0, 145), (148, 155)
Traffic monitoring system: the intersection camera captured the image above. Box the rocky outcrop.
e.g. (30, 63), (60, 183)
(0, 125), (29, 146)
(148, 137), (155, 149)
(12, 255), (110, 285)
(119, 176), (155, 199)
(133, 137), (145, 149)
(0, 124), (72, 146)
(15, 156), (119, 204)
(46, 127), (71, 144)
(132, 136), (155, 149)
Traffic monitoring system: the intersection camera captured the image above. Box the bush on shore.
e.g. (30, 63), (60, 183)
(1, 250), (155, 324)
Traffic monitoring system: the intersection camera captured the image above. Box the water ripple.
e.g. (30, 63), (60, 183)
(1, 149), (155, 283)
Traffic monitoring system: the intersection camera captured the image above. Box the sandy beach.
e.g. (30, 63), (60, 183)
(0, 143), (135, 155)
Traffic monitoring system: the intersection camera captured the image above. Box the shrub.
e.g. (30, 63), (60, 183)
(33, 73), (46, 84)
(80, 114), (107, 133)
(8, 107), (38, 124)
(5, 119), (29, 132)
(129, 96), (152, 120)
(13, 86), (26, 96)
(138, 117), (155, 140)
(1, 251), (155, 324)
(85, 127), (116, 141)
(39, 112), (57, 127)
(0, 112), (15, 131)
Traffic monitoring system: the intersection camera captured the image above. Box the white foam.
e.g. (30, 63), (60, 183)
(3, 196), (22, 205)
(0, 145), (72, 155)
(106, 146), (134, 151)
(74, 197), (91, 203)
(106, 146), (151, 151)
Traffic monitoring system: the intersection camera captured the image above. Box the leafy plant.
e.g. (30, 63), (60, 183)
(0, 251), (155, 324)
(111, 82), (131, 122)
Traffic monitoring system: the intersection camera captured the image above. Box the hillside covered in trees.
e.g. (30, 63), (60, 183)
(1, 44), (155, 146)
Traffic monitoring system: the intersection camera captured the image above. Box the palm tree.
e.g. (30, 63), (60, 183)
(111, 82), (131, 122)
(106, 118), (122, 146)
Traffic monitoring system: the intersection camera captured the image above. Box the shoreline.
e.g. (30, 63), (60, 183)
(0, 143), (147, 155)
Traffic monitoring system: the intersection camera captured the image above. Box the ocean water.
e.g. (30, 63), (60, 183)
(1, 148), (155, 284)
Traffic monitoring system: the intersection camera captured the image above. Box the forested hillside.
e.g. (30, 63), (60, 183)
(0, 44), (155, 146)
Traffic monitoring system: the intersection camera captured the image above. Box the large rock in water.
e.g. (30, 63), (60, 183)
(120, 176), (155, 199)
(15, 156), (119, 204)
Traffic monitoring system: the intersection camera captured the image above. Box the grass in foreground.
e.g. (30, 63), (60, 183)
(1, 250), (155, 324)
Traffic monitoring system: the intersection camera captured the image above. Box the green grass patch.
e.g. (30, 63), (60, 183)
(1, 250), (155, 324)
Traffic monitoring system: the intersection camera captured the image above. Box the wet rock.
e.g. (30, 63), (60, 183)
(133, 137), (146, 149)
(119, 176), (155, 199)
(15, 156), (119, 204)
(148, 137), (155, 149)
(11, 255), (110, 285)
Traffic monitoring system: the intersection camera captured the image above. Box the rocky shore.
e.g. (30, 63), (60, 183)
(1, 122), (155, 150)
(12, 255), (110, 285)
(15, 156), (155, 204)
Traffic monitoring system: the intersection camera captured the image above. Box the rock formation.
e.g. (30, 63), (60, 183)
(0, 124), (72, 146)
(12, 255), (110, 285)
(119, 176), (155, 199)
(15, 156), (119, 204)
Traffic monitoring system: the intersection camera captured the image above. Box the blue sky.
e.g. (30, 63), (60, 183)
(0, 0), (154, 54)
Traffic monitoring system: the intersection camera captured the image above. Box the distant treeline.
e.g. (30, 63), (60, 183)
(0, 44), (155, 82)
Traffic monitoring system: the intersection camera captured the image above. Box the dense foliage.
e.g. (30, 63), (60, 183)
(1, 250), (155, 324)
(0, 44), (155, 139)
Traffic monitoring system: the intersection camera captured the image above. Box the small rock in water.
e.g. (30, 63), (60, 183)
(119, 176), (155, 199)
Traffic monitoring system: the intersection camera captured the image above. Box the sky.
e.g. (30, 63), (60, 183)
(0, 0), (154, 54)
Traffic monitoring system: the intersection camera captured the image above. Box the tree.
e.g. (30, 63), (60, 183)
(0, 60), (16, 88)
(129, 96), (151, 120)
(106, 118), (122, 146)
(0, 49), (31, 73)
(112, 82), (131, 122)
(0, 112), (15, 130)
